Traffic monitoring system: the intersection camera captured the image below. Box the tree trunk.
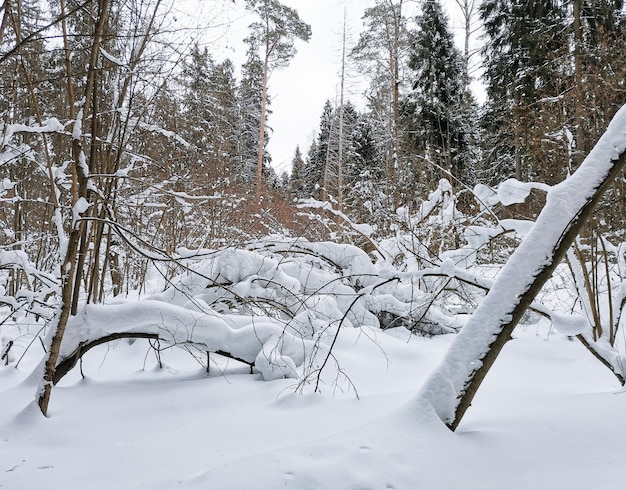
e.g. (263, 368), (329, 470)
(572, 0), (585, 161)
(417, 103), (626, 430)
(255, 51), (270, 207)
(37, 208), (83, 416)
(37, 0), (111, 417)
(337, 7), (347, 211)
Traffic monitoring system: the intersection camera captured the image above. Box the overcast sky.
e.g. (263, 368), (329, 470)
(265, 0), (372, 175)
(187, 0), (483, 175)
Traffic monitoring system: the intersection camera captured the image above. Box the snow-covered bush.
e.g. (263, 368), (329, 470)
(0, 249), (58, 364)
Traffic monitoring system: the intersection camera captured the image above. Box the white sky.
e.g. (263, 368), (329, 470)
(264, 0), (372, 175)
(183, 0), (483, 175)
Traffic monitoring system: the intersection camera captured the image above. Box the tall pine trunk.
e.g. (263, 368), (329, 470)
(255, 49), (270, 207)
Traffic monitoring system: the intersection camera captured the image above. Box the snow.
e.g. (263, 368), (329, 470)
(72, 109), (83, 140)
(2, 218), (626, 488)
(1, 322), (624, 489)
(497, 178), (551, 206)
(440, 257), (456, 277)
(99, 47), (125, 66)
(0, 118), (64, 147)
(297, 198), (376, 237)
(500, 218), (535, 237)
(71, 197), (90, 228)
(551, 312), (589, 335)
(3, 92), (626, 487)
(0, 178), (15, 194)
(56, 301), (311, 381)
(473, 182), (499, 211)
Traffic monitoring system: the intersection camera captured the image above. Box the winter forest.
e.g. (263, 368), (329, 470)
(2, 0), (626, 488)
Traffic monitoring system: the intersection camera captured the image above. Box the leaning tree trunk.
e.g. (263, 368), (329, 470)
(37, 0), (111, 416)
(416, 103), (626, 431)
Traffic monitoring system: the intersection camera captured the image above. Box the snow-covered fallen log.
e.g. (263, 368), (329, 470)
(55, 301), (311, 383)
(49, 238), (471, 384)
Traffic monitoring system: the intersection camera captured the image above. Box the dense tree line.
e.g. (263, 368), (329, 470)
(2, 0), (625, 289)
(3, 1), (625, 254)
(292, 0), (625, 229)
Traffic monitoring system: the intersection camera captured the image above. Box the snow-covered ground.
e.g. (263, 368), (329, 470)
(1, 320), (624, 489)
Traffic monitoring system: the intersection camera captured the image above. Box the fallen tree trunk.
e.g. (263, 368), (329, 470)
(52, 332), (258, 384)
(52, 332), (160, 385)
(46, 301), (309, 385)
(416, 104), (626, 431)
(421, 270), (626, 386)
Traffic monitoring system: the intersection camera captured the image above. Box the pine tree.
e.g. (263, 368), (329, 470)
(351, 0), (409, 205)
(243, 0), (311, 206)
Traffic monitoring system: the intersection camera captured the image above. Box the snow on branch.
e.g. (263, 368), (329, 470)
(1, 119), (65, 147)
(56, 301), (310, 383)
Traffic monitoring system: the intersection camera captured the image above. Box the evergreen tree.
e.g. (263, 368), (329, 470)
(567, 0), (626, 235)
(404, 0), (472, 187)
(238, 46), (267, 185)
(480, 0), (568, 185)
(480, 0), (626, 190)
(298, 98), (386, 222)
(569, 0), (626, 158)
(330, 102), (363, 205)
(180, 45), (239, 189)
(289, 145), (306, 199)
(304, 100), (334, 200)
(344, 111), (386, 224)
(305, 99), (362, 204)
(351, 0), (409, 205)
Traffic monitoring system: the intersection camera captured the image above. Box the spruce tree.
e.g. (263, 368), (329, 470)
(345, 111), (386, 224)
(480, 0), (568, 185)
(289, 145), (306, 199)
(404, 0), (471, 187)
(306, 100), (335, 201)
(302, 140), (322, 199)
(180, 46), (239, 189)
(238, 46), (267, 185)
